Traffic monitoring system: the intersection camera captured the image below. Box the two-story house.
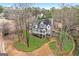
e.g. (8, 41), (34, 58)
(32, 19), (52, 36)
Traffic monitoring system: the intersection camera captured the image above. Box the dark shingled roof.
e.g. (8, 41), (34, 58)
(38, 19), (51, 25)
(43, 19), (51, 25)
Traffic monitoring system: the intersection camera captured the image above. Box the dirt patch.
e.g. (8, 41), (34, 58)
(5, 40), (31, 56)
(5, 39), (55, 56)
(32, 40), (55, 56)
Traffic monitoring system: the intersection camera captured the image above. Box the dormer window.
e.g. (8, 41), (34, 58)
(40, 22), (44, 25)
(34, 25), (38, 28)
(47, 25), (50, 30)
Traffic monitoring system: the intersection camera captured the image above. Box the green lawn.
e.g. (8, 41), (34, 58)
(49, 32), (73, 54)
(60, 32), (73, 52)
(14, 31), (48, 52)
(63, 38), (73, 52)
(49, 41), (60, 55)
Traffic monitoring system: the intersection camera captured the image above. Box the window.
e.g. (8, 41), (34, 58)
(47, 25), (50, 29)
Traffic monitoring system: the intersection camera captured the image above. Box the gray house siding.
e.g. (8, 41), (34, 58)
(32, 19), (52, 36)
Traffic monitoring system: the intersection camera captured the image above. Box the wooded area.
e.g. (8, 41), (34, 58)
(0, 3), (79, 56)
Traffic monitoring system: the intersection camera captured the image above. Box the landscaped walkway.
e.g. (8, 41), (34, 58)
(6, 38), (55, 56)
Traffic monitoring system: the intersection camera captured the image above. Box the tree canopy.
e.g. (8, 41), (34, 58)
(0, 5), (3, 13)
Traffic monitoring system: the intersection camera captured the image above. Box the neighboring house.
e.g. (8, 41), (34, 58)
(32, 19), (52, 36)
